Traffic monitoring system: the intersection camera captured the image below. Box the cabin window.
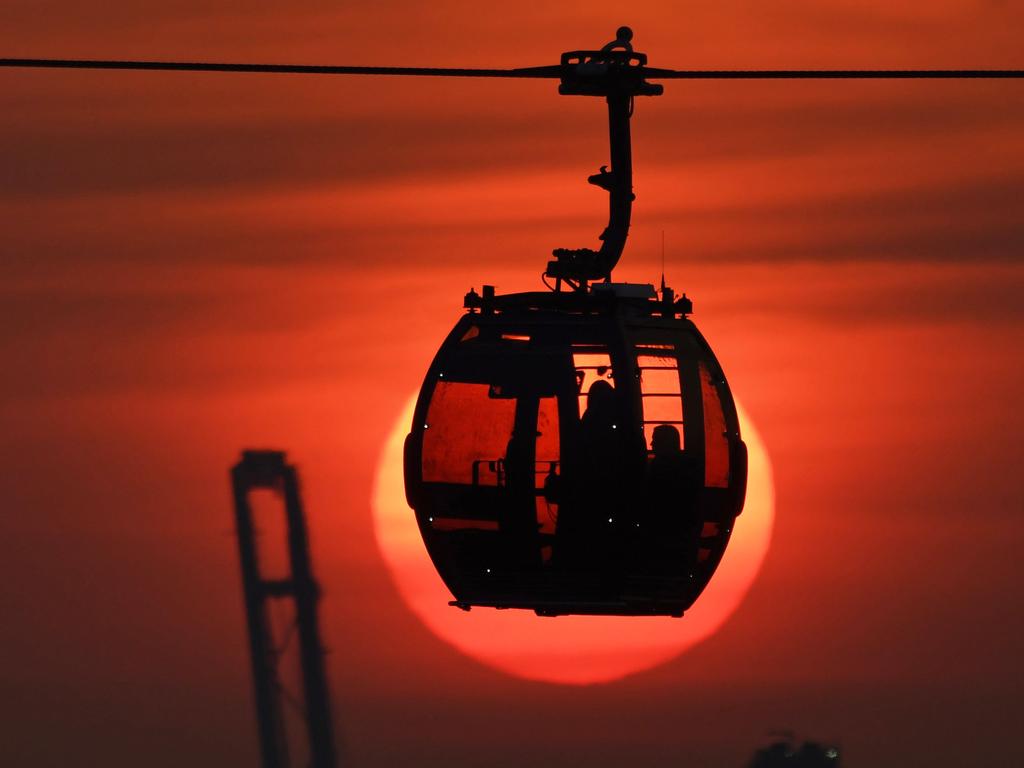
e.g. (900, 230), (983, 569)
(422, 381), (516, 486)
(700, 362), (730, 488)
(637, 351), (684, 449)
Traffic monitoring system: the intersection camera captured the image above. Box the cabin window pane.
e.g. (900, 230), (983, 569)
(700, 363), (730, 488)
(422, 381), (516, 485)
(638, 352), (683, 449)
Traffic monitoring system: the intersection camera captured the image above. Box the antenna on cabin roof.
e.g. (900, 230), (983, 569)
(661, 230), (666, 294)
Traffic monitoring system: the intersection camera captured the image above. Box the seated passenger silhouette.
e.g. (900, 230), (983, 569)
(639, 424), (701, 578)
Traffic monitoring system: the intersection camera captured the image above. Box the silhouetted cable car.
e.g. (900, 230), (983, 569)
(404, 282), (747, 617)
(403, 30), (747, 617)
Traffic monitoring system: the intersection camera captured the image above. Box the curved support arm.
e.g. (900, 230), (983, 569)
(546, 91), (634, 286)
(595, 90), (634, 279)
(545, 37), (660, 290)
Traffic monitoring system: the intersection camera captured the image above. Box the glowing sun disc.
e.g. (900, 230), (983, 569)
(373, 394), (774, 685)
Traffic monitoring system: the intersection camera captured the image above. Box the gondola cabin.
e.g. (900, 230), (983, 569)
(396, 30), (753, 617)
(404, 283), (747, 616)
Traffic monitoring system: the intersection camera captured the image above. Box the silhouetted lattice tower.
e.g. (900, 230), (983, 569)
(231, 450), (337, 768)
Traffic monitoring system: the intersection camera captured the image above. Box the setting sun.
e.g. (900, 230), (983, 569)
(373, 395), (773, 684)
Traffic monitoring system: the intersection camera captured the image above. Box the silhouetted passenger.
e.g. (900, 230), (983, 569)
(637, 424), (701, 578)
(556, 380), (626, 571)
(580, 380), (616, 445)
(579, 382), (624, 519)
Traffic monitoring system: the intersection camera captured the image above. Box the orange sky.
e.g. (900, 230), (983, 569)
(2, 3), (1023, 766)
